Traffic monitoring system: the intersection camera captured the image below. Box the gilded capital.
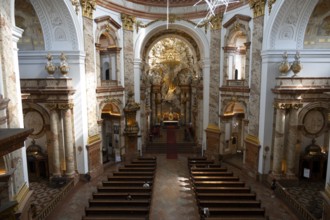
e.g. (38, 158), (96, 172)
(46, 103), (58, 111)
(81, 0), (96, 19)
(121, 14), (136, 31)
(273, 102), (290, 110)
(273, 103), (302, 110)
(249, 0), (265, 18)
(58, 103), (74, 110)
(210, 14), (223, 30)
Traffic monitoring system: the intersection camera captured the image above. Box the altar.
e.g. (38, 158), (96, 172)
(163, 120), (179, 127)
(162, 111), (180, 127)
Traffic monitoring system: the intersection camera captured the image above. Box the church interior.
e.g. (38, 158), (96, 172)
(0, 0), (330, 219)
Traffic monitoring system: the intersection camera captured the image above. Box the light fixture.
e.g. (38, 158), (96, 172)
(194, 0), (240, 25)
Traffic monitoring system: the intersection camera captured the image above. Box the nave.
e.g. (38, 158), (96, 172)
(45, 154), (299, 220)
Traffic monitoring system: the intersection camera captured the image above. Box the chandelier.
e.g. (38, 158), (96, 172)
(194, 0), (240, 25)
(166, 0), (239, 28)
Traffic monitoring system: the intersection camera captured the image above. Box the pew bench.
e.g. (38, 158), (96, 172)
(188, 160), (215, 166)
(118, 167), (155, 172)
(107, 176), (154, 181)
(193, 181), (245, 187)
(191, 171), (234, 177)
(83, 216), (148, 220)
(196, 192), (257, 200)
(84, 206), (150, 216)
(124, 164), (156, 168)
(191, 176), (240, 182)
(131, 160), (156, 164)
(88, 199), (150, 207)
(97, 186), (152, 193)
(102, 180), (153, 187)
(92, 192), (151, 200)
(204, 217), (268, 220)
(190, 167), (228, 172)
(112, 171), (155, 176)
(194, 186), (251, 194)
(198, 199), (261, 208)
(200, 207), (266, 217)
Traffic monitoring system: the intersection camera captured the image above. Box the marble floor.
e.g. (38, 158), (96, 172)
(44, 154), (300, 220)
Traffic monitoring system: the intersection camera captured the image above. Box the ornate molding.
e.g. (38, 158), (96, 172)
(81, 0), (96, 19)
(273, 102), (303, 110)
(268, 0), (276, 14)
(45, 103), (58, 111)
(87, 134), (101, 145)
(121, 14), (136, 31)
(210, 14), (223, 30)
(249, 0), (265, 18)
(58, 103), (74, 110)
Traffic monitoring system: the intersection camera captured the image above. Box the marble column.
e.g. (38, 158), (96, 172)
(286, 106), (299, 178)
(48, 104), (61, 177)
(243, 42), (251, 85)
(60, 104), (75, 177)
(272, 106), (286, 176)
(248, 0), (265, 136)
(209, 29), (221, 125)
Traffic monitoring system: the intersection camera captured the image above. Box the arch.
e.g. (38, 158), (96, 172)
(298, 102), (329, 125)
(265, 0), (318, 50)
(29, 0), (83, 51)
(100, 99), (123, 117)
(134, 20), (209, 62)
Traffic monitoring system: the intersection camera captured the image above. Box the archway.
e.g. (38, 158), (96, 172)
(101, 102), (121, 163)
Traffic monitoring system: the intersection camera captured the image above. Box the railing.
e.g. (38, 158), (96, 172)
(275, 182), (318, 220)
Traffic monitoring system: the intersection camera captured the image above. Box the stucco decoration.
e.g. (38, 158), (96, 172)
(304, 0), (330, 49)
(28, 0), (79, 50)
(15, 0), (44, 50)
(268, 0), (318, 49)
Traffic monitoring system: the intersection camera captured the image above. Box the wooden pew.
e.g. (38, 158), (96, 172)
(200, 207), (266, 217)
(123, 164), (156, 168)
(92, 192), (151, 200)
(112, 171), (154, 176)
(193, 181), (245, 188)
(118, 167), (155, 172)
(88, 199), (150, 207)
(83, 216), (147, 220)
(97, 186), (152, 193)
(191, 171), (234, 177)
(131, 160), (156, 164)
(196, 192), (257, 201)
(192, 176), (240, 182)
(107, 176), (154, 182)
(84, 206), (149, 216)
(190, 167), (228, 172)
(188, 160), (215, 166)
(194, 186), (251, 194)
(198, 199), (261, 208)
(102, 180), (153, 187)
(204, 217), (268, 220)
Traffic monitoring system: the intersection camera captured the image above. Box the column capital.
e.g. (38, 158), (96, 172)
(58, 103), (74, 110)
(273, 103), (303, 110)
(46, 103), (58, 111)
(210, 13), (223, 30)
(81, 0), (96, 19)
(249, 0), (266, 18)
(121, 14), (136, 31)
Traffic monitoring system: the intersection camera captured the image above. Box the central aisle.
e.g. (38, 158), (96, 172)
(149, 154), (200, 220)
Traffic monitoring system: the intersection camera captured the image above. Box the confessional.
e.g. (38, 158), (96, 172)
(299, 139), (327, 181)
(26, 140), (49, 180)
